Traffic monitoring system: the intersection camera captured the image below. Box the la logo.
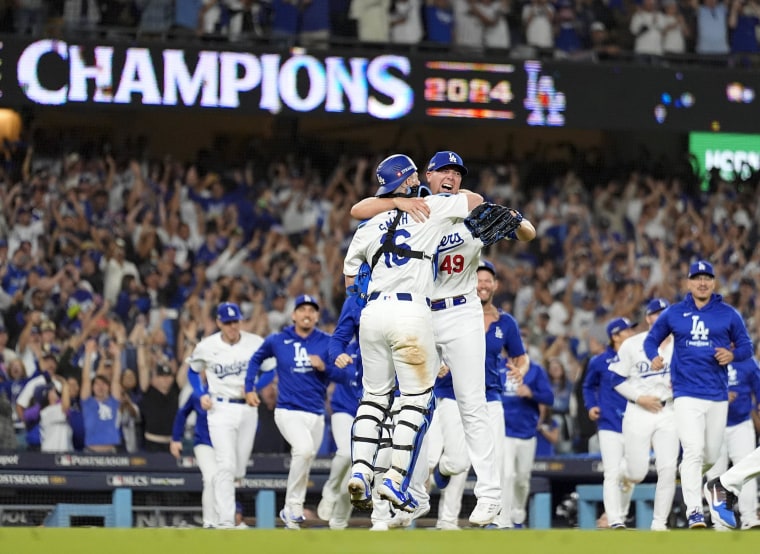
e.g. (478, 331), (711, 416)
(448, 152), (457, 163)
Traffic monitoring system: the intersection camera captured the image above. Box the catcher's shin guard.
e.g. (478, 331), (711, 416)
(351, 391), (393, 475)
(389, 388), (435, 490)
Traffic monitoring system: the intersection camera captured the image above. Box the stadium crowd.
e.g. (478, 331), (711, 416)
(0, 134), (758, 457)
(2, 0), (760, 64)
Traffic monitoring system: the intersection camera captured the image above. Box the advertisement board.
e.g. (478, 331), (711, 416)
(689, 131), (760, 188)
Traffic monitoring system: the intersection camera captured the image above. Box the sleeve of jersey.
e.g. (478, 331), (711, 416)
(531, 369), (555, 406)
(729, 310), (754, 363)
(749, 360), (760, 398)
(428, 194), (470, 222)
(171, 398), (194, 441)
(582, 361), (599, 411)
(245, 339), (272, 393)
(329, 300), (360, 364)
(643, 316), (667, 360)
(187, 370), (207, 398)
(608, 344), (629, 377)
(502, 315), (527, 357)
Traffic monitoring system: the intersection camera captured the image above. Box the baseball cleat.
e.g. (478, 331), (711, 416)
(432, 463), (451, 490)
(468, 500), (501, 526)
(704, 478), (738, 529)
(347, 472), (373, 511)
(279, 508), (302, 530)
(370, 521), (390, 531)
(436, 520), (461, 531)
(609, 522), (626, 529)
(687, 509), (707, 529)
(378, 478), (419, 513)
(388, 503), (430, 528)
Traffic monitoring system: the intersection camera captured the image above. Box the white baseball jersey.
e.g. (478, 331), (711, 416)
(610, 332), (674, 401)
(189, 331), (274, 399)
(344, 194), (470, 297)
(432, 221), (482, 299)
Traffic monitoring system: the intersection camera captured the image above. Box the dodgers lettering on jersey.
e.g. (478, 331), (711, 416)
(190, 331), (272, 399)
(343, 194), (470, 297)
(643, 293), (754, 401)
(433, 221), (482, 299)
(609, 332), (673, 401)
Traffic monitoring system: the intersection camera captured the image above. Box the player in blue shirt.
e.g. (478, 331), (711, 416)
(170, 396), (217, 528)
(704, 356), (760, 529)
(583, 317), (637, 529)
(644, 260), (754, 528)
(498, 359), (554, 528)
(317, 295), (364, 530)
(245, 294), (348, 530)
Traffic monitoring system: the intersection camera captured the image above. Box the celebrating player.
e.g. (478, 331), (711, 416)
(644, 261), (754, 528)
(583, 317), (637, 529)
(609, 298), (678, 531)
(343, 154), (484, 517)
(245, 295), (346, 530)
(350, 151), (536, 526)
(188, 302), (271, 529)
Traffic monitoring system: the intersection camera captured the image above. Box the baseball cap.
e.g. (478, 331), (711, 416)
(645, 298), (670, 316)
(427, 151), (468, 176)
(216, 302), (243, 323)
(606, 317), (638, 339)
(477, 259), (496, 276)
(294, 294), (320, 311)
(155, 363), (173, 376)
(688, 260), (714, 279)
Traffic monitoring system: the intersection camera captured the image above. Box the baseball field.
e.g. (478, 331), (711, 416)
(1, 528), (754, 554)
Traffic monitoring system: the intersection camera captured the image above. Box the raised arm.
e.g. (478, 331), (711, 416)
(350, 196), (431, 223)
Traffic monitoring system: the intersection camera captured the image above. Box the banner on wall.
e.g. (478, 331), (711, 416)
(1, 36), (759, 132)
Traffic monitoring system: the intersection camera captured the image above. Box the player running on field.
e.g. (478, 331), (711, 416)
(644, 260), (754, 529)
(188, 302), (273, 529)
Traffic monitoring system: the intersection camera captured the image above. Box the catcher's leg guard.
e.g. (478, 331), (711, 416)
(350, 391), (393, 476)
(388, 388), (435, 490)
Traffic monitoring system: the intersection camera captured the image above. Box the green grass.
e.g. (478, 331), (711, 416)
(0, 528), (755, 554)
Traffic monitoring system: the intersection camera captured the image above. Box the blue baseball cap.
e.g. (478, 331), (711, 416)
(216, 302), (242, 323)
(477, 259), (496, 275)
(427, 151), (468, 176)
(294, 294), (320, 311)
(645, 298), (670, 316)
(688, 260), (714, 279)
(606, 317), (637, 340)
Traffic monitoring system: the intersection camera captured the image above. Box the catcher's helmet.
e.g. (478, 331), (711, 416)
(427, 151), (468, 176)
(375, 154), (417, 196)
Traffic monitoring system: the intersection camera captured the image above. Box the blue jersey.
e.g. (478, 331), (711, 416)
(330, 342), (363, 416)
(726, 357), (760, 427)
(245, 326), (347, 415)
(583, 346), (627, 433)
(501, 361), (554, 439)
(485, 311), (526, 401)
(643, 293), (754, 401)
(172, 395), (211, 447)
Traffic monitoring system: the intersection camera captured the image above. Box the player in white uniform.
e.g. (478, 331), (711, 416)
(351, 151), (536, 526)
(609, 298), (678, 531)
(188, 302), (273, 529)
(705, 441), (760, 529)
(343, 154), (484, 515)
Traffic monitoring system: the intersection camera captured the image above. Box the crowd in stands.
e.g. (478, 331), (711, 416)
(0, 132), (758, 456)
(1, 0), (760, 64)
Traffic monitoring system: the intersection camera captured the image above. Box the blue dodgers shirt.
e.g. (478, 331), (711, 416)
(644, 293), (754, 401)
(583, 345), (627, 433)
(501, 361), (554, 440)
(726, 357), (760, 427)
(245, 326), (349, 415)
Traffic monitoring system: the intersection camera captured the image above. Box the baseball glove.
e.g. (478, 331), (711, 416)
(464, 202), (523, 246)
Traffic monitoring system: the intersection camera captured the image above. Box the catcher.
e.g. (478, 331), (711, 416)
(350, 151), (536, 528)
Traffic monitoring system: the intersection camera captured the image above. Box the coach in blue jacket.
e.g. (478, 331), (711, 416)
(643, 260), (754, 529)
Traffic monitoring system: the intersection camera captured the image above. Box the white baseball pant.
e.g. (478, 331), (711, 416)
(598, 429), (628, 525)
(719, 443), (760, 500)
(499, 436), (537, 527)
(275, 408), (325, 518)
(673, 397), (728, 513)
(321, 411), (354, 529)
(621, 401), (679, 529)
(207, 401), (258, 527)
(705, 419), (759, 525)
(194, 444), (218, 528)
(433, 302), (500, 503)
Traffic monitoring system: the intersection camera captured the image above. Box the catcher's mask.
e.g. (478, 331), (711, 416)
(375, 154), (417, 196)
